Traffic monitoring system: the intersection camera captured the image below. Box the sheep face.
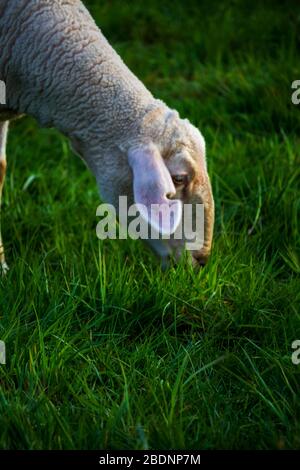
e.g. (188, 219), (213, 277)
(165, 115), (214, 267)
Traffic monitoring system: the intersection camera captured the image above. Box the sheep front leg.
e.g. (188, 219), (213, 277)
(0, 121), (9, 275)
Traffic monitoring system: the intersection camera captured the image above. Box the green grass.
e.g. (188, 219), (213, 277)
(0, 0), (300, 449)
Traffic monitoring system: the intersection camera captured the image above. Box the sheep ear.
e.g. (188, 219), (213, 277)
(128, 144), (182, 235)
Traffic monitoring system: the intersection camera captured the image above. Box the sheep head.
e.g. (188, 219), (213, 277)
(82, 103), (214, 268)
(132, 106), (214, 268)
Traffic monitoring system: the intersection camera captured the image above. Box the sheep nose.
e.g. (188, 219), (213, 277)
(165, 190), (176, 200)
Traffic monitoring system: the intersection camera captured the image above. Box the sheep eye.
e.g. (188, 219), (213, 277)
(172, 174), (188, 186)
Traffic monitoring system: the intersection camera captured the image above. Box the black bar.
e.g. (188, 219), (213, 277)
(0, 450), (299, 468)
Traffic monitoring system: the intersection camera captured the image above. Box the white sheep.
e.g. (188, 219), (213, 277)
(0, 0), (214, 272)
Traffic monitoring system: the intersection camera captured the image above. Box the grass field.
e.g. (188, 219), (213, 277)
(0, 0), (300, 450)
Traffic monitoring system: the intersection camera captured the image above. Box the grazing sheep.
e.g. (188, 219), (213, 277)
(0, 0), (214, 272)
